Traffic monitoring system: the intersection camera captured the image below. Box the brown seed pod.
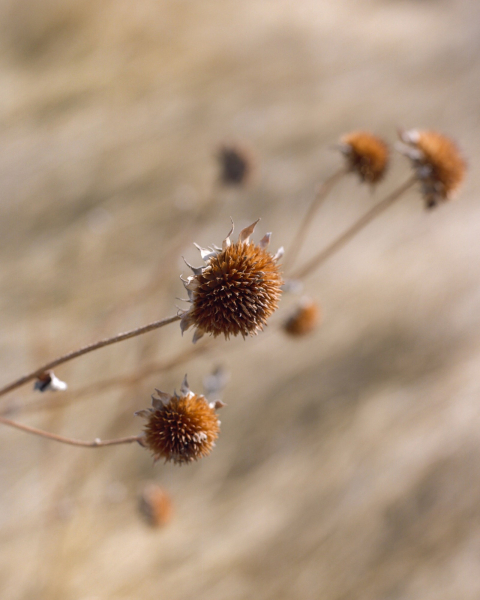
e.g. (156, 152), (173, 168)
(136, 376), (221, 465)
(283, 297), (321, 337)
(138, 483), (174, 527)
(339, 131), (389, 185)
(180, 220), (284, 342)
(397, 129), (466, 208)
(217, 143), (255, 187)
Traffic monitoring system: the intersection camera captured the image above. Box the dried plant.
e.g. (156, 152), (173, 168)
(136, 375), (222, 464)
(397, 129), (466, 208)
(339, 131), (390, 185)
(0, 128), (467, 476)
(217, 143), (255, 187)
(179, 220), (284, 342)
(283, 297), (321, 337)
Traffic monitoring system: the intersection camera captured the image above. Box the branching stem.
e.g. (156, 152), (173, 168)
(0, 314), (181, 398)
(290, 176), (417, 280)
(284, 167), (347, 271)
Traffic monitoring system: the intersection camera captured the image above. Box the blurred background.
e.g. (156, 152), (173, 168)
(0, 0), (479, 598)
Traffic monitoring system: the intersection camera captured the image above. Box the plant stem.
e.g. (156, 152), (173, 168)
(0, 314), (181, 398)
(284, 167), (347, 271)
(290, 176), (417, 281)
(0, 415), (142, 448)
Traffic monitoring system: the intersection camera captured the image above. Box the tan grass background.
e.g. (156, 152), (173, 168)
(0, 0), (480, 598)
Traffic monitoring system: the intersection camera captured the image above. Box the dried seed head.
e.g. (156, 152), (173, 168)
(217, 143), (254, 187)
(397, 129), (466, 208)
(136, 376), (221, 465)
(138, 483), (174, 527)
(180, 220), (284, 342)
(339, 131), (389, 185)
(34, 370), (68, 392)
(283, 297), (321, 337)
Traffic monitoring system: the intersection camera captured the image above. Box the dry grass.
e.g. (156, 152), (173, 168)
(1, 0), (480, 598)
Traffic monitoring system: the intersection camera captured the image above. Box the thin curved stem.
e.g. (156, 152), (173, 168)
(7, 338), (216, 418)
(284, 167), (347, 272)
(0, 415), (142, 448)
(0, 314), (181, 399)
(290, 176), (417, 281)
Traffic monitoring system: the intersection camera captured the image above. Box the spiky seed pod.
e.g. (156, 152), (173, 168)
(339, 131), (389, 185)
(217, 143), (254, 187)
(138, 483), (174, 527)
(180, 220), (284, 342)
(136, 376), (221, 465)
(397, 129), (466, 208)
(283, 297), (321, 337)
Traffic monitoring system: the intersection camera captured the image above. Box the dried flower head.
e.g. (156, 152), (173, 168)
(34, 370), (67, 392)
(136, 376), (221, 465)
(180, 220), (284, 342)
(138, 483), (174, 527)
(217, 143), (254, 187)
(397, 129), (466, 208)
(339, 131), (389, 184)
(283, 297), (321, 337)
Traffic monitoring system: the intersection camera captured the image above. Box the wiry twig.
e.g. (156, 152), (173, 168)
(284, 167), (347, 271)
(0, 314), (181, 399)
(6, 339), (216, 417)
(290, 176), (417, 280)
(0, 415), (142, 448)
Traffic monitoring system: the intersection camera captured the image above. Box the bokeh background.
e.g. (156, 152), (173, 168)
(0, 0), (480, 598)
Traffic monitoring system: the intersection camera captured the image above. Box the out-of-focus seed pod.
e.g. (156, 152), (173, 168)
(397, 129), (466, 208)
(283, 297), (321, 337)
(138, 483), (174, 527)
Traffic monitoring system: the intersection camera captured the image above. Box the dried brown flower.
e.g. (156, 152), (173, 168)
(180, 220), (284, 342)
(283, 297), (321, 337)
(138, 483), (174, 527)
(397, 129), (466, 208)
(217, 143), (254, 187)
(136, 376), (221, 465)
(339, 131), (389, 185)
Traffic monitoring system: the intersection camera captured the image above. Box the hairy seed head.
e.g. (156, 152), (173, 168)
(397, 129), (466, 208)
(180, 220), (284, 342)
(136, 376), (221, 465)
(340, 131), (389, 184)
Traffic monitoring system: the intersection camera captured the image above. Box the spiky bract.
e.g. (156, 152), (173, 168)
(180, 220), (283, 342)
(340, 131), (389, 184)
(136, 377), (220, 465)
(397, 130), (466, 208)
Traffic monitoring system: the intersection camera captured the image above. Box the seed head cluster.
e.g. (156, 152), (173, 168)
(397, 129), (466, 208)
(340, 131), (389, 185)
(136, 376), (221, 465)
(180, 220), (284, 342)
